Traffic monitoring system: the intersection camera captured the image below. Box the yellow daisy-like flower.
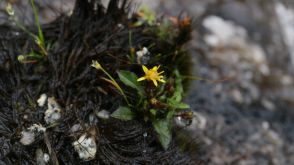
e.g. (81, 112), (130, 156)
(137, 65), (166, 87)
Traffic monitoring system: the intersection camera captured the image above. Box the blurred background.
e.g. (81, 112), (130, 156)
(0, 0), (293, 164)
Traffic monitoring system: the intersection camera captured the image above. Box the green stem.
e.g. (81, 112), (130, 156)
(31, 0), (47, 56)
(100, 67), (131, 106)
(13, 19), (36, 39)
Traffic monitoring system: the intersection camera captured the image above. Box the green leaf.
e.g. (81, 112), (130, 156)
(150, 109), (157, 116)
(167, 98), (190, 109)
(176, 102), (190, 109)
(172, 69), (184, 102)
(117, 70), (144, 94)
(152, 119), (172, 150)
(166, 110), (174, 120)
(166, 69), (190, 110)
(111, 106), (135, 121)
(31, 0), (45, 45)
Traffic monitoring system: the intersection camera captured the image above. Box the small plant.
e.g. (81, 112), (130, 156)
(90, 9), (193, 150)
(6, 0), (49, 63)
(107, 66), (191, 150)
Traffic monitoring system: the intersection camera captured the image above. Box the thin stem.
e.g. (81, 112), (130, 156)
(31, 0), (47, 56)
(100, 67), (131, 106)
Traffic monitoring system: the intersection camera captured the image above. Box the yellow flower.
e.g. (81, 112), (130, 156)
(6, 3), (14, 16)
(137, 65), (165, 87)
(91, 60), (102, 70)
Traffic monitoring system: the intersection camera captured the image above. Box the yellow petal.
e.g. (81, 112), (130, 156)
(152, 66), (158, 71)
(142, 65), (148, 73)
(137, 77), (146, 81)
(153, 80), (158, 86)
(159, 79), (166, 83)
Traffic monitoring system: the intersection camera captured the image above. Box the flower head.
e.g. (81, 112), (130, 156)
(6, 3), (14, 16)
(91, 60), (102, 70)
(137, 65), (165, 87)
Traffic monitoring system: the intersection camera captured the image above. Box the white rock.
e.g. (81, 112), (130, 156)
(261, 99), (276, 111)
(262, 121), (270, 130)
(96, 110), (110, 119)
(203, 15), (270, 76)
(20, 131), (35, 145)
(37, 94), (47, 107)
(73, 134), (97, 161)
(20, 124), (46, 145)
(117, 23), (124, 29)
(203, 15), (247, 48)
(136, 47), (150, 64)
(28, 124), (46, 132)
(44, 97), (62, 124)
(275, 3), (294, 68)
(70, 124), (82, 133)
(43, 153), (50, 163)
(231, 89), (244, 104)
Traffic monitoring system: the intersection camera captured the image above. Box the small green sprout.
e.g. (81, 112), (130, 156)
(6, 0), (49, 63)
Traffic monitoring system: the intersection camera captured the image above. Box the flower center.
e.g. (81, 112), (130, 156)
(146, 70), (158, 80)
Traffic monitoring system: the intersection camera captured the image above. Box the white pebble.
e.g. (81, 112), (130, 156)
(20, 131), (35, 145)
(43, 153), (50, 163)
(20, 124), (46, 145)
(44, 97), (62, 124)
(136, 47), (150, 64)
(73, 134), (97, 161)
(37, 94), (47, 107)
(70, 124), (82, 133)
(96, 110), (110, 119)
